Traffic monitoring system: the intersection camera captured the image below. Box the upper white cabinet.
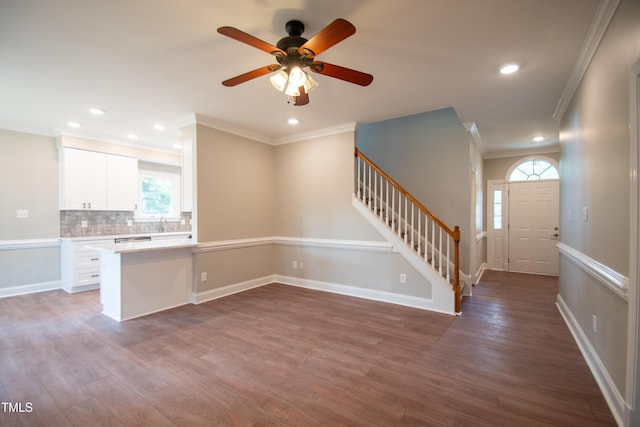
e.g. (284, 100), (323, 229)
(60, 148), (107, 210)
(60, 148), (138, 211)
(106, 154), (138, 211)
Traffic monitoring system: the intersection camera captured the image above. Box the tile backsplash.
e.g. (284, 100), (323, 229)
(60, 210), (192, 237)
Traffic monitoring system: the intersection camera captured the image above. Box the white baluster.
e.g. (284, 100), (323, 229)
(446, 235), (450, 280)
(356, 157), (360, 199)
(368, 165), (372, 208)
(379, 175), (384, 220)
(373, 170), (377, 214)
(431, 219), (435, 267)
(417, 210), (421, 256)
(424, 216), (429, 262)
(438, 228), (443, 276)
(385, 181), (389, 225)
(410, 203), (415, 249)
(403, 196), (408, 243)
(394, 188), (400, 236)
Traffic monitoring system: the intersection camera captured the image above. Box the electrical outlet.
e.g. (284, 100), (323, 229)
(400, 273), (407, 283)
(81, 220), (88, 228)
(292, 261), (298, 269)
(299, 261), (304, 270)
(181, 218), (186, 225)
(582, 206), (589, 221)
(592, 315), (597, 333)
(201, 272), (207, 282)
(127, 219), (133, 226)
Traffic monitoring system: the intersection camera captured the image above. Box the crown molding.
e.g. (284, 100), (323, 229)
(553, 0), (621, 121)
(176, 113), (357, 146)
(272, 122), (357, 145)
(483, 145), (560, 160)
(464, 122), (486, 157)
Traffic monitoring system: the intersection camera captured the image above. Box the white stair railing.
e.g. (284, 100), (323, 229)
(355, 148), (462, 313)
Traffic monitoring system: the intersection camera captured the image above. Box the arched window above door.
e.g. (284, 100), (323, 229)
(507, 157), (559, 182)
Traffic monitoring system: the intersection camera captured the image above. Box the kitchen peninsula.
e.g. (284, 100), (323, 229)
(87, 237), (196, 321)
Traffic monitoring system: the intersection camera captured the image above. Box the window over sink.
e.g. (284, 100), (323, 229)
(136, 162), (181, 220)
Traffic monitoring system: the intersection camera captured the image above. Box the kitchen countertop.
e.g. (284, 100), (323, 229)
(86, 237), (196, 254)
(60, 232), (191, 242)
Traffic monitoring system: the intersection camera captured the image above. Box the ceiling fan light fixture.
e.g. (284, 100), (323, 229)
(288, 66), (307, 87)
(303, 73), (319, 93)
(284, 83), (300, 97)
(270, 70), (288, 91)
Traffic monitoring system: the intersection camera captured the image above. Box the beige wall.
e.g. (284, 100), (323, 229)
(195, 125), (276, 242)
(192, 126), (435, 299)
(558, 0), (640, 409)
(274, 132), (381, 241)
(0, 129), (59, 239)
(0, 129), (60, 288)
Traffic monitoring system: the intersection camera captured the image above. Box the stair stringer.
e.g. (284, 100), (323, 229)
(352, 195), (456, 315)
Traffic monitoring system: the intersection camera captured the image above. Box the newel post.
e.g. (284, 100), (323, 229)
(453, 225), (461, 314)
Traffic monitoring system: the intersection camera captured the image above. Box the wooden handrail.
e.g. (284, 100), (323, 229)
(355, 147), (462, 313)
(355, 148), (456, 237)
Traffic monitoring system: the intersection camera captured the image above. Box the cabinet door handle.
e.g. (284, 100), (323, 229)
(91, 274), (99, 278)
(90, 257), (99, 261)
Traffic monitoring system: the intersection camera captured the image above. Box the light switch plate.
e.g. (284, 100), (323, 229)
(16, 209), (29, 219)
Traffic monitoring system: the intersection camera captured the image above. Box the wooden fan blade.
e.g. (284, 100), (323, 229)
(298, 19), (355, 57)
(294, 86), (309, 106)
(309, 61), (373, 86)
(217, 26), (286, 56)
(222, 64), (281, 87)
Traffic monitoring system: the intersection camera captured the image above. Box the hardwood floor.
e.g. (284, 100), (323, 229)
(0, 271), (616, 426)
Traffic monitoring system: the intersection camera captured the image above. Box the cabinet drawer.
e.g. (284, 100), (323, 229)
(74, 251), (101, 266)
(74, 267), (101, 285)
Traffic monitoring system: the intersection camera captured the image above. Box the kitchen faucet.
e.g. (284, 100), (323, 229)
(159, 216), (168, 232)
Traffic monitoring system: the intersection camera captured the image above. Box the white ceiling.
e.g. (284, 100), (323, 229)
(0, 0), (600, 157)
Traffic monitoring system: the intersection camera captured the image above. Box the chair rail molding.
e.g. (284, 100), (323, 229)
(557, 242), (628, 300)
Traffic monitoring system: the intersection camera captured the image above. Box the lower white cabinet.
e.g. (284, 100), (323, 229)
(61, 238), (108, 293)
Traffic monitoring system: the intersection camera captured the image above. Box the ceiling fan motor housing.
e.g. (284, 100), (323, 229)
(276, 20), (308, 51)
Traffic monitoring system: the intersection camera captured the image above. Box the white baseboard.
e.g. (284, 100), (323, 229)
(0, 281), (61, 299)
(192, 275), (275, 304)
(556, 294), (627, 426)
(274, 274), (455, 316)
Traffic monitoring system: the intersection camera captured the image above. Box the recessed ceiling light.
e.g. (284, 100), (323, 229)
(154, 124), (167, 131)
(288, 118), (299, 125)
(127, 134), (138, 140)
(88, 108), (104, 115)
(67, 121), (81, 128)
(533, 136), (545, 142)
(500, 64), (520, 75)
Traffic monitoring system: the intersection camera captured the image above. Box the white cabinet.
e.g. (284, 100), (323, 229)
(60, 148), (138, 211)
(61, 238), (107, 293)
(60, 148), (107, 210)
(107, 154), (138, 211)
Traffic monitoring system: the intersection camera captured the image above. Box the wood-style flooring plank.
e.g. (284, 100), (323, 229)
(0, 270), (616, 426)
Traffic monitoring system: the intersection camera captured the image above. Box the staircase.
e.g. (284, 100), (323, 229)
(353, 148), (464, 314)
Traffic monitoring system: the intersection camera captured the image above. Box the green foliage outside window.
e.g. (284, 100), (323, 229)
(141, 176), (172, 215)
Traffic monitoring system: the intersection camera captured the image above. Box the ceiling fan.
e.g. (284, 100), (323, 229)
(217, 19), (373, 106)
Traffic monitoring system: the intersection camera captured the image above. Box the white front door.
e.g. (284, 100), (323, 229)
(508, 181), (559, 275)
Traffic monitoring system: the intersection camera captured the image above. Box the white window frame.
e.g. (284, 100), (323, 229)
(135, 164), (181, 221)
(506, 155), (560, 182)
